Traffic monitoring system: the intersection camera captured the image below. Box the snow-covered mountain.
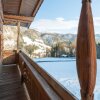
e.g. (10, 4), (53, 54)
(40, 33), (76, 46)
(3, 25), (100, 57)
(23, 36), (51, 54)
(3, 25), (51, 57)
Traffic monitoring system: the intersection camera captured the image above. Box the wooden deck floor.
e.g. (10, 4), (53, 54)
(0, 64), (28, 100)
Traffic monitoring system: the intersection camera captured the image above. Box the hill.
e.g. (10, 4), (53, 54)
(3, 25), (100, 58)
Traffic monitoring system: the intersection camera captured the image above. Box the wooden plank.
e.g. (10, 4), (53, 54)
(2, 0), (44, 17)
(76, 0), (96, 100)
(32, 0), (44, 17)
(3, 0), (21, 15)
(19, 0), (37, 16)
(18, 0), (23, 15)
(0, 65), (28, 100)
(2, 0), (44, 27)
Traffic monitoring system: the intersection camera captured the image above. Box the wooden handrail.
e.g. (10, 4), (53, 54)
(19, 52), (59, 100)
(18, 50), (78, 100)
(2, 50), (17, 65)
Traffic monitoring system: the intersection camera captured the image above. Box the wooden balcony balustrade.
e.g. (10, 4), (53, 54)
(18, 50), (78, 100)
(0, 50), (78, 100)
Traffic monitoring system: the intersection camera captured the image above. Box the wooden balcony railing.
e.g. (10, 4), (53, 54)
(2, 50), (17, 65)
(18, 50), (78, 100)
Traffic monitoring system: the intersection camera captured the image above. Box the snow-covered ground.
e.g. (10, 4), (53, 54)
(33, 58), (100, 100)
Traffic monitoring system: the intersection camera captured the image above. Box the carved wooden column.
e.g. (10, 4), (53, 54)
(76, 0), (97, 100)
(0, 0), (3, 65)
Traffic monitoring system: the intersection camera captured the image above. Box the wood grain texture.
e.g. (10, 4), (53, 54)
(18, 0), (23, 15)
(0, 65), (28, 100)
(32, 0), (44, 17)
(2, 0), (44, 27)
(4, 14), (33, 22)
(76, 1), (96, 100)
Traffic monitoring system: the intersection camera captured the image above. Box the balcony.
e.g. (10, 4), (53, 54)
(0, 0), (97, 100)
(0, 50), (77, 100)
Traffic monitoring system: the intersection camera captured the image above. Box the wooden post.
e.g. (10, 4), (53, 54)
(17, 21), (20, 50)
(76, 0), (96, 100)
(0, 0), (3, 65)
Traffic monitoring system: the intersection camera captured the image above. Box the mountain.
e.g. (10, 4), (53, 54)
(3, 25), (100, 57)
(40, 33), (76, 46)
(24, 30), (100, 46)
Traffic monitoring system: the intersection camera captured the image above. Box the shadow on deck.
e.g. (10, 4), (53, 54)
(0, 64), (28, 100)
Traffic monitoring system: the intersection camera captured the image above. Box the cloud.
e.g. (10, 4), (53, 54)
(94, 17), (100, 27)
(56, 17), (65, 21)
(30, 17), (100, 34)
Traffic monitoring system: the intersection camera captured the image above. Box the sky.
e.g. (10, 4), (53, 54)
(30, 0), (100, 34)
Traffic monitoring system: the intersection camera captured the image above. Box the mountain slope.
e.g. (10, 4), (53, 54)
(4, 25), (100, 49)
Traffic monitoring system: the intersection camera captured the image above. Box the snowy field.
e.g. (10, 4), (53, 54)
(33, 58), (100, 100)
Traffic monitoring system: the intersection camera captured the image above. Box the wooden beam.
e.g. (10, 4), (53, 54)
(4, 14), (34, 23)
(4, 18), (31, 24)
(76, 0), (96, 100)
(17, 22), (20, 50)
(18, 0), (23, 15)
(0, 0), (3, 65)
(32, 0), (44, 17)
